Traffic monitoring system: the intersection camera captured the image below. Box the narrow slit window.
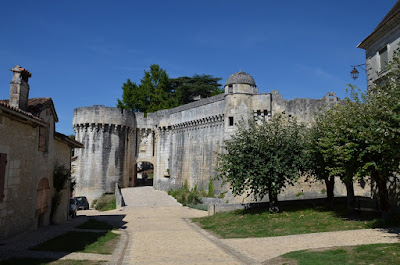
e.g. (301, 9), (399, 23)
(229, 117), (234, 126)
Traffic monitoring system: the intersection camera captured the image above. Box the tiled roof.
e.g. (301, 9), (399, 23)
(358, 0), (400, 49)
(27, 97), (58, 121)
(54, 132), (84, 148)
(0, 97), (59, 122)
(0, 100), (43, 122)
(28, 97), (52, 109)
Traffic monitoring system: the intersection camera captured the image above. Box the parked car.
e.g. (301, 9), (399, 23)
(74, 196), (90, 210)
(69, 198), (77, 218)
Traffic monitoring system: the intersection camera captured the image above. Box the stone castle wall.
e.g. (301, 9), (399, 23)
(153, 95), (226, 191)
(72, 72), (367, 203)
(73, 106), (136, 201)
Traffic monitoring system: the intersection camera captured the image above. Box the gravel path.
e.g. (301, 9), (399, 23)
(120, 186), (241, 265)
(222, 228), (400, 263)
(120, 187), (400, 264)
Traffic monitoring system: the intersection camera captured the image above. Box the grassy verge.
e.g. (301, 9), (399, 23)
(76, 219), (114, 230)
(193, 204), (397, 238)
(93, 194), (116, 211)
(30, 231), (120, 254)
(0, 259), (106, 265)
(282, 243), (400, 265)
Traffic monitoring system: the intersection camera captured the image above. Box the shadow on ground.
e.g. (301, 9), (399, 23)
(0, 214), (128, 264)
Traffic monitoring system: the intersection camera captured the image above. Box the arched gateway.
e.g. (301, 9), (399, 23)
(73, 72), (340, 202)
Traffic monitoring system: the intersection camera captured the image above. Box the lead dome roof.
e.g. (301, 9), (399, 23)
(225, 71), (256, 86)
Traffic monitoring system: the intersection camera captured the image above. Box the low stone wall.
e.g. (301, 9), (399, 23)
(207, 196), (379, 216)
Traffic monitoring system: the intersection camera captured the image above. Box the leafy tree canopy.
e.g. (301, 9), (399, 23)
(306, 96), (366, 211)
(171, 75), (223, 105)
(307, 48), (400, 215)
(217, 114), (307, 211)
(117, 65), (223, 114)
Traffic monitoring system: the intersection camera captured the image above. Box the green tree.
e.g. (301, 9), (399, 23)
(217, 114), (306, 212)
(308, 99), (365, 212)
(117, 79), (148, 112)
(354, 51), (400, 216)
(117, 67), (223, 114)
(171, 75), (223, 105)
(117, 65), (177, 114)
(304, 115), (336, 209)
(309, 47), (400, 216)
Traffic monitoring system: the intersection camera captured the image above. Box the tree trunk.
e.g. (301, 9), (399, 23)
(344, 181), (356, 214)
(268, 189), (279, 213)
(324, 176), (335, 209)
(373, 171), (390, 220)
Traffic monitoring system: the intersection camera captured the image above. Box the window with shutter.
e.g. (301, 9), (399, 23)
(38, 126), (48, 152)
(379, 46), (389, 71)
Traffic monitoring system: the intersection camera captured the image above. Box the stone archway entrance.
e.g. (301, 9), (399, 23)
(134, 162), (154, 187)
(36, 177), (50, 226)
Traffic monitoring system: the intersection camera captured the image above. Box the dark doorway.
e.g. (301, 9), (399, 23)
(135, 162), (154, 187)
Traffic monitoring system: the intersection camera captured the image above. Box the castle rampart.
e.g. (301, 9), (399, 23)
(72, 71), (370, 202)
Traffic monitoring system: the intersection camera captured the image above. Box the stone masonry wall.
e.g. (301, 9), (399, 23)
(73, 106), (136, 202)
(153, 96), (226, 191)
(0, 106), (71, 239)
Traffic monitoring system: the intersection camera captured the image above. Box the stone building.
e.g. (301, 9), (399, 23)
(73, 71), (371, 202)
(358, 0), (400, 88)
(0, 65), (83, 239)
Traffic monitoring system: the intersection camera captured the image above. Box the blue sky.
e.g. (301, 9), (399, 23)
(0, 0), (397, 135)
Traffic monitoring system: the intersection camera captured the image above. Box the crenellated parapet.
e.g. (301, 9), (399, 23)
(73, 105), (136, 128)
(73, 123), (133, 134)
(158, 114), (224, 134)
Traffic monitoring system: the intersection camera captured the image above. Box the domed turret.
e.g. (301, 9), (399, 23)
(225, 71), (256, 86)
(224, 71), (258, 94)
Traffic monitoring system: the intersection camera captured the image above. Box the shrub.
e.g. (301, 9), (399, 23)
(93, 194), (116, 211)
(168, 181), (202, 206)
(208, 177), (215, 197)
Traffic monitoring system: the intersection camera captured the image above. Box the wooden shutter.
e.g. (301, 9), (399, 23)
(380, 46), (388, 70)
(38, 127), (46, 151)
(0, 153), (7, 203)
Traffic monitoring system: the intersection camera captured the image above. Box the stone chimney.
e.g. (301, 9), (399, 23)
(9, 65), (31, 111)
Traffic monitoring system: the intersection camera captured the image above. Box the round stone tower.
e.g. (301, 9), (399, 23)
(73, 105), (136, 202)
(224, 71), (258, 135)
